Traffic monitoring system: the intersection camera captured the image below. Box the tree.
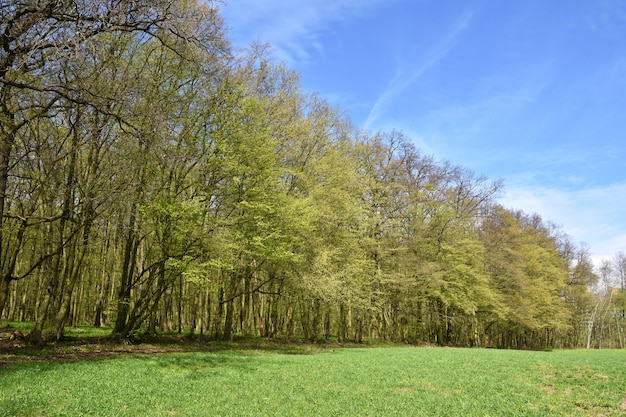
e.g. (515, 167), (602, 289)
(0, 2), (600, 348)
(614, 252), (626, 318)
(0, 0), (229, 342)
(480, 207), (571, 348)
(561, 244), (598, 347)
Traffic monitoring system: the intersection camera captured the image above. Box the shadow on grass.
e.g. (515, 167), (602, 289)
(0, 324), (351, 368)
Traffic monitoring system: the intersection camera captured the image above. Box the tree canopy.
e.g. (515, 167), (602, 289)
(0, 0), (623, 349)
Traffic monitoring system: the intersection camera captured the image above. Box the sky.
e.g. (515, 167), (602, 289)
(218, 0), (626, 266)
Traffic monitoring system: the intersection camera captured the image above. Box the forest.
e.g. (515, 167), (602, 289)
(1, 0), (625, 349)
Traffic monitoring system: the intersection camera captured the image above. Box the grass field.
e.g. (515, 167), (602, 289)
(1, 344), (625, 417)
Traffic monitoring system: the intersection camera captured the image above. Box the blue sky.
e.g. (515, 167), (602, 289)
(219, 0), (626, 265)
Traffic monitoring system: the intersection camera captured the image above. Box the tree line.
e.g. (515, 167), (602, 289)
(1, 0), (624, 348)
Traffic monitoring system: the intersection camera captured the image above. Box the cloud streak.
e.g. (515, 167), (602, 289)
(220, 0), (392, 65)
(364, 11), (473, 130)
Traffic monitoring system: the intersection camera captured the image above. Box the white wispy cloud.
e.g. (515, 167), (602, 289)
(364, 11), (473, 130)
(500, 182), (626, 265)
(219, 0), (392, 65)
(369, 76), (553, 179)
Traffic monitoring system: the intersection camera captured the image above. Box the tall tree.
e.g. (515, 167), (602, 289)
(481, 207), (571, 348)
(0, 0), (228, 341)
(614, 252), (626, 319)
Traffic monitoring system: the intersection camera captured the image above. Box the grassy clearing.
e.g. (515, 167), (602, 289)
(1, 347), (625, 417)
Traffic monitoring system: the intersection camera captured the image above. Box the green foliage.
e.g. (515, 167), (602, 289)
(1, 1), (614, 348)
(435, 238), (496, 315)
(480, 206), (574, 342)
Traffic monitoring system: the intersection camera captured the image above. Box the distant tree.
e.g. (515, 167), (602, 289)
(560, 243), (598, 347)
(480, 207), (571, 348)
(614, 252), (626, 318)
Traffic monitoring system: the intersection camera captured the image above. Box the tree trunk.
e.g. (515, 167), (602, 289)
(52, 239), (88, 339)
(113, 211), (140, 339)
(285, 303), (293, 342)
(223, 297), (234, 341)
(0, 109), (16, 321)
(0, 277), (10, 325)
(324, 305), (331, 341)
(213, 287), (223, 339)
(177, 275), (183, 334)
(337, 302), (346, 343)
(587, 303), (599, 349)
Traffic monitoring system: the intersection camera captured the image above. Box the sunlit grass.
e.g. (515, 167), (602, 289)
(0, 321), (112, 338)
(1, 347), (625, 416)
(64, 324), (112, 338)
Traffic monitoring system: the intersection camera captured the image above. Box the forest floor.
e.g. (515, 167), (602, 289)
(0, 323), (369, 366)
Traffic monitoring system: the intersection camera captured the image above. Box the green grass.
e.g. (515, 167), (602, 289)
(1, 347), (625, 416)
(0, 321), (112, 339)
(63, 324), (113, 338)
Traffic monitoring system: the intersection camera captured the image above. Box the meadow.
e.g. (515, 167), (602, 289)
(1, 334), (625, 417)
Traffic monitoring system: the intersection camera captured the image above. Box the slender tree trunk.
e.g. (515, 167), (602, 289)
(616, 315), (624, 349)
(29, 213), (67, 345)
(337, 302), (346, 343)
(0, 211), (28, 323)
(0, 277), (10, 325)
(6, 277), (18, 321)
(356, 309), (363, 343)
(310, 298), (321, 342)
(29, 248), (58, 344)
(242, 274), (251, 336)
(212, 287), (223, 339)
(52, 243), (76, 340)
(223, 298), (234, 341)
(324, 305), (331, 341)
(223, 271), (243, 341)
(71, 277), (85, 327)
(113, 210), (139, 339)
(587, 302), (600, 349)
(0, 109), (16, 322)
(285, 303), (293, 342)
(52, 238), (89, 339)
(177, 274), (183, 334)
